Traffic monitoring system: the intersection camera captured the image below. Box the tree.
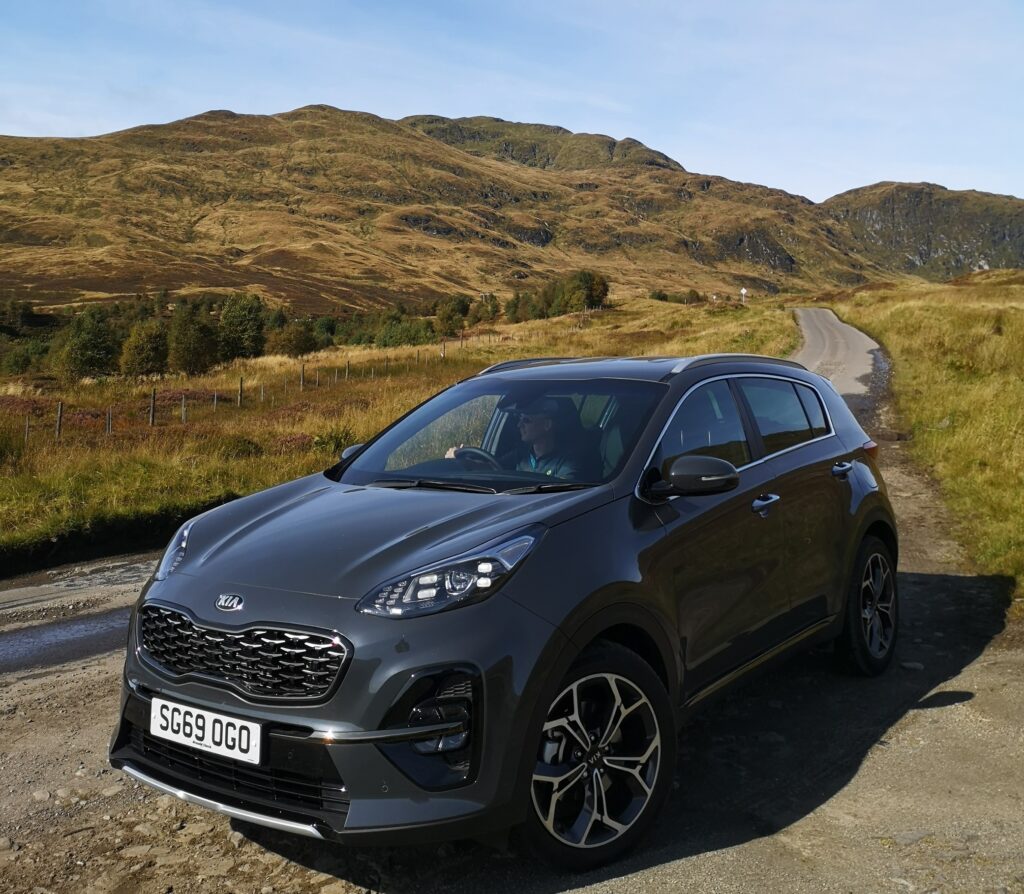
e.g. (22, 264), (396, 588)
(218, 293), (266, 360)
(265, 321), (318, 357)
(435, 295), (472, 336)
(119, 320), (169, 376)
(168, 302), (218, 375)
(467, 293), (500, 325)
(53, 307), (119, 381)
(265, 307), (287, 331)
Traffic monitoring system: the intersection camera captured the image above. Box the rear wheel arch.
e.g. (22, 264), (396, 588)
(864, 518), (898, 569)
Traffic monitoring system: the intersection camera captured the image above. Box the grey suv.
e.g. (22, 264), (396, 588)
(109, 354), (898, 870)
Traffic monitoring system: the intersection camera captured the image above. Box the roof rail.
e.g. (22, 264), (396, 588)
(477, 357), (579, 376)
(667, 353), (807, 375)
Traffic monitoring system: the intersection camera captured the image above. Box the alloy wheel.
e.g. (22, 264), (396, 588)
(531, 672), (661, 849)
(860, 552), (896, 659)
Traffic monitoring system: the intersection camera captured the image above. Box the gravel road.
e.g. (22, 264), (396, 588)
(0, 316), (1021, 894)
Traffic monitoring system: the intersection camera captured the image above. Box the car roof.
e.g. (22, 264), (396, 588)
(476, 354), (807, 383)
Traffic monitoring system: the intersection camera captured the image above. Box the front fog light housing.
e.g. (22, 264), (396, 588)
(357, 529), (540, 618)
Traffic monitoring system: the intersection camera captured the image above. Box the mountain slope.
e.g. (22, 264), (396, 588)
(0, 105), (1019, 313)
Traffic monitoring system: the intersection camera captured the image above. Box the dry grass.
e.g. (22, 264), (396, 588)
(833, 270), (1024, 600)
(0, 293), (797, 562)
(0, 105), (899, 316)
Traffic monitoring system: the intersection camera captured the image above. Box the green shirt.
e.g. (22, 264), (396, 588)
(502, 447), (582, 480)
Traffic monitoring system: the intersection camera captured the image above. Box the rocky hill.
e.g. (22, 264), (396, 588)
(823, 182), (1024, 279)
(0, 105), (1020, 313)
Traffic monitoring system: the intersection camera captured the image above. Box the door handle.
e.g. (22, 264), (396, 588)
(831, 461), (854, 478)
(751, 494), (781, 517)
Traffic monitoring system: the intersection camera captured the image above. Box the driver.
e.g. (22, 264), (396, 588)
(445, 397), (582, 480)
(501, 397), (581, 479)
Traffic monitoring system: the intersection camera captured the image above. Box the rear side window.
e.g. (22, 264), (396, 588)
(738, 378), (817, 454)
(796, 384), (829, 437)
(654, 379), (751, 470)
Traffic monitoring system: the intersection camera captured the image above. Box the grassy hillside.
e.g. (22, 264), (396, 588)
(0, 104), (940, 318)
(0, 293), (798, 572)
(833, 269), (1024, 602)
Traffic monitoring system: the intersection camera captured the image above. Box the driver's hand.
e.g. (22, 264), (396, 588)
(444, 443), (465, 459)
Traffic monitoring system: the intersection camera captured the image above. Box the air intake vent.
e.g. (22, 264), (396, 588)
(139, 604), (348, 701)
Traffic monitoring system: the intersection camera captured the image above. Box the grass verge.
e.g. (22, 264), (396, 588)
(833, 270), (1024, 607)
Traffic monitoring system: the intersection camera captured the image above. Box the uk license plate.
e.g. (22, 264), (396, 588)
(150, 697), (261, 765)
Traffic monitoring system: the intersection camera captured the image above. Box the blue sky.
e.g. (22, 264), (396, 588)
(1, 0), (1020, 201)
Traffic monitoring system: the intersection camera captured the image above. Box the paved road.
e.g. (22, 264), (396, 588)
(790, 307), (887, 421)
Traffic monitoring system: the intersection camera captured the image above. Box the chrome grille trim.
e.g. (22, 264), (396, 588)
(138, 603), (349, 702)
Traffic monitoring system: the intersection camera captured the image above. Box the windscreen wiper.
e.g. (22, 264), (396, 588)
(369, 478), (498, 494)
(504, 482), (595, 494)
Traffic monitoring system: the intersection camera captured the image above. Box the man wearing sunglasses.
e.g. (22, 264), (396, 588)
(444, 396), (583, 480)
(500, 397), (582, 479)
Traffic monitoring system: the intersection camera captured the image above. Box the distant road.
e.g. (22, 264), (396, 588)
(791, 307), (886, 421)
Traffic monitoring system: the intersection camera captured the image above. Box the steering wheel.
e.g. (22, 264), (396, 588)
(453, 446), (503, 470)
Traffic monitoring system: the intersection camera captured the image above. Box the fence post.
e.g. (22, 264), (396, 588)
(213, 392), (218, 412)
(371, 366), (375, 379)
(316, 368), (320, 388)
(300, 363), (305, 391)
(238, 376), (243, 407)
(334, 368), (338, 385)
(181, 395), (186, 423)
(345, 360), (350, 380)
(55, 401), (63, 442)
(260, 383), (265, 403)
(149, 388), (156, 427)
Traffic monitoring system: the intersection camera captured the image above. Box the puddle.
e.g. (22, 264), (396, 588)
(0, 607), (130, 673)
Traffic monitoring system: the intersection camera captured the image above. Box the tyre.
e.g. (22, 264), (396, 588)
(835, 535), (899, 675)
(523, 642), (676, 871)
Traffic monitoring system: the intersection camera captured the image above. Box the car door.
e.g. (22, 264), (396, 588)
(647, 378), (788, 695)
(735, 376), (852, 632)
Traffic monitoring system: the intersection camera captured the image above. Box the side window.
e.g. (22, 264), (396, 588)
(654, 380), (751, 471)
(738, 378), (814, 454)
(796, 384), (830, 437)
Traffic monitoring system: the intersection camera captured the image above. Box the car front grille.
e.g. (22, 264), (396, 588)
(139, 604), (348, 701)
(128, 725), (349, 815)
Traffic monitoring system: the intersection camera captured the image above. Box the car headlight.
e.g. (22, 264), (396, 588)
(154, 520), (195, 581)
(357, 529), (540, 618)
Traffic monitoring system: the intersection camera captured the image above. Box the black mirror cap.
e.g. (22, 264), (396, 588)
(340, 443), (364, 462)
(651, 454), (740, 498)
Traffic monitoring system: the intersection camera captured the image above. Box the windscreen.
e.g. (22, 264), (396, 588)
(339, 377), (666, 492)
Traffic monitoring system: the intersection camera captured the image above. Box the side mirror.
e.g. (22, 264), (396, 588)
(340, 443), (364, 462)
(649, 454), (740, 499)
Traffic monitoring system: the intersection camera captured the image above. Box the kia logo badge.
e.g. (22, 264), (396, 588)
(216, 594), (244, 612)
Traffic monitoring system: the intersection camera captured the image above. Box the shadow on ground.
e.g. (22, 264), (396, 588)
(239, 568), (1013, 893)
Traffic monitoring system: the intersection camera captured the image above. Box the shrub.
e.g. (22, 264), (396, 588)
(266, 321), (318, 357)
(212, 434), (264, 459)
(218, 293), (266, 361)
(52, 307), (120, 381)
(168, 302), (218, 375)
(119, 320), (169, 376)
(0, 427), (24, 466)
(313, 425), (358, 456)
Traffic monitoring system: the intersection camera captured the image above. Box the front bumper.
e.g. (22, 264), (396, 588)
(109, 576), (566, 845)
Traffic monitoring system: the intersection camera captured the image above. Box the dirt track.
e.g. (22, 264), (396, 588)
(0, 319), (1022, 893)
